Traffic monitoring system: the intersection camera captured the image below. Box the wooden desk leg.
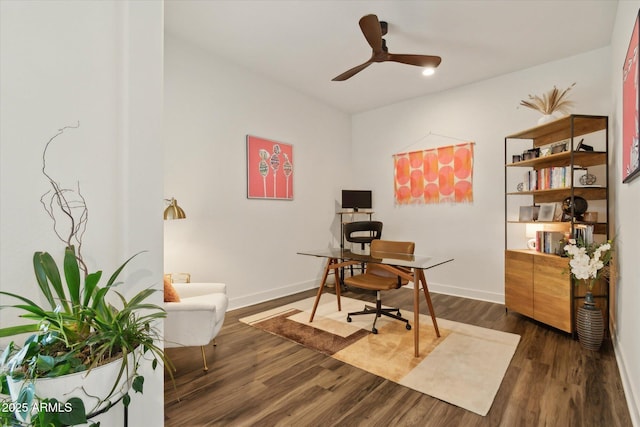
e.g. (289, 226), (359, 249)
(334, 260), (342, 312)
(419, 269), (440, 337)
(413, 269), (420, 357)
(309, 257), (334, 322)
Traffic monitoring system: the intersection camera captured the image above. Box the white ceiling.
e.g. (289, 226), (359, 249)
(164, 0), (618, 114)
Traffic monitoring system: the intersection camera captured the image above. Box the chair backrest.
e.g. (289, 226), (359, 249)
(367, 239), (415, 280)
(343, 221), (383, 244)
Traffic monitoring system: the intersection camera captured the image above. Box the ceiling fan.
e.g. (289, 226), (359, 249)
(332, 14), (442, 81)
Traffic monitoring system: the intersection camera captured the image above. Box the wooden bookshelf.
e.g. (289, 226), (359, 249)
(504, 114), (610, 334)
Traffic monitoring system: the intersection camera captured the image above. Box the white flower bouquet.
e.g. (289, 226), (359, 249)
(564, 239), (613, 291)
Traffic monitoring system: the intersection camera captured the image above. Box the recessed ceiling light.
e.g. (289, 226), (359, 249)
(422, 67), (436, 76)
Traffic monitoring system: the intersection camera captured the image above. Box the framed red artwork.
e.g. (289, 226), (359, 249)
(246, 135), (294, 200)
(622, 10), (639, 183)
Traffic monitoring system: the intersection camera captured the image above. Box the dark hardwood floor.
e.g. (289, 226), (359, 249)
(164, 286), (632, 426)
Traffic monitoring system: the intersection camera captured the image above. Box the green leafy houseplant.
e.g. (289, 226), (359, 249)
(0, 124), (172, 426)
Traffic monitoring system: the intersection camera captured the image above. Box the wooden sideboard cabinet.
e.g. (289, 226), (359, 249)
(505, 250), (571, 332)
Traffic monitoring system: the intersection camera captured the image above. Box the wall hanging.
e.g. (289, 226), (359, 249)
(622, 9), (639, 183)
(246, 135), (294, 200)
(393, 142), (474, 205)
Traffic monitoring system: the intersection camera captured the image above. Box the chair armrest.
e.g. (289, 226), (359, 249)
(164, 301), (217, 312)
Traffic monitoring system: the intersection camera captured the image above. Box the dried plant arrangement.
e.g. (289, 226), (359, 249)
(519, 83), (576, 115)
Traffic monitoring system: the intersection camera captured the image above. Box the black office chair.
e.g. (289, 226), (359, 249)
(343, 221), (383, 251)
(343, 221), (383, 282)
(344, 239), (414, 334)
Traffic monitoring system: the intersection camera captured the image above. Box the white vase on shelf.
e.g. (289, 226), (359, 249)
(537, 114), (556, 125)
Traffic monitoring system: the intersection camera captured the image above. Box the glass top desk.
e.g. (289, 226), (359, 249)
(297, 248), (453, 357)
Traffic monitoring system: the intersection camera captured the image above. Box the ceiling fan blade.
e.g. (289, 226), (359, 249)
(386, 54), (442, 68)
(358, 14), (383, 53)
(332, 60), (373, 81)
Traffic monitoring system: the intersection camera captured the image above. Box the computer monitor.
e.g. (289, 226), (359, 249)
(341, 190), (372, 211)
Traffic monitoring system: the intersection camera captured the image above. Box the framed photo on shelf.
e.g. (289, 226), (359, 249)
(622, 10), (640, 183)
(537, 203), (556, 222)
(518, 205), (539, 222)
(553, 202), (564, 221)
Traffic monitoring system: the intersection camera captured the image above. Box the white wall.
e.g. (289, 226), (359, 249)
(163, 35), (352, 309)
(352, 47), (611, 302)
(0, 1), (164, 425)
(610, 1), (640, 424)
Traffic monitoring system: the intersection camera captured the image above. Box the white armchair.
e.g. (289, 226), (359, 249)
(164, 282), (229, 371)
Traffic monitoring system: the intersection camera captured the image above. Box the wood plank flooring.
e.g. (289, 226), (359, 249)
(164, 287), (632, 426)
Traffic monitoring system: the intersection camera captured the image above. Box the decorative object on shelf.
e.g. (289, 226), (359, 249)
(576, 139), (593, 151)
(247, 135), (294, 200)
(573, 168), (598, 188)
(516, 182), (524, 192)
(518, 205), (535, 222)
(564, 239), (613, 350)
(0, 124), (172, 426)
(537, 114), (556, 125)
(519, 83), (576, 125)
(537, 203), (556, 222)
(522, 147), (540, 160)
(583, 212), (598, 223)
(512, 154), (522, 163)
(551, 141), (568, 153)
(622, 10), (640, 183)
(579, 170), (597, 186)
(553, 202), (564, 221)
(562, 196), (588, 221)
(164, 197), (186, 220)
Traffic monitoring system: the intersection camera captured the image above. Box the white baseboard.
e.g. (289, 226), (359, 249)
(406, 281), (505, 305)
(230, 280), (505, 312)
(611, 326), (640, 427)
(228, 279), (317, 311)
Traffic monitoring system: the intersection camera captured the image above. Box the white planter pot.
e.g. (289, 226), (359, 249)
(538, 114), (557, 125)
(7, 350), (136, 424)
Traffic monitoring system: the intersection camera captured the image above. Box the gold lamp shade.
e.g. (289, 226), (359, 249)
(164, 198), (186, 220)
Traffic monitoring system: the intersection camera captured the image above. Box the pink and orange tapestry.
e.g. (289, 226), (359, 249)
(393, 142), (474, 205)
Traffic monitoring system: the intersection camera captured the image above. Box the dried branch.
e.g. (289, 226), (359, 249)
(519, 83), (576, 115)
(40, 122), (89, 276)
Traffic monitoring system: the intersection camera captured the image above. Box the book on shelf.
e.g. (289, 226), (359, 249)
(574, 224), (594, 245)
(535, 231), (565, 255)
(522, 166), (571, 191)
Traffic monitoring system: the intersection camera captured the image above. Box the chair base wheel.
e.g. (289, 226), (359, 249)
(347, 316), (352, 322)
(372, 327), (378, 334)
(406, 323), (412, 330)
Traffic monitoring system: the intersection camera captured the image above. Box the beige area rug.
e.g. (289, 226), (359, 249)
(240, 294), (520, 416)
